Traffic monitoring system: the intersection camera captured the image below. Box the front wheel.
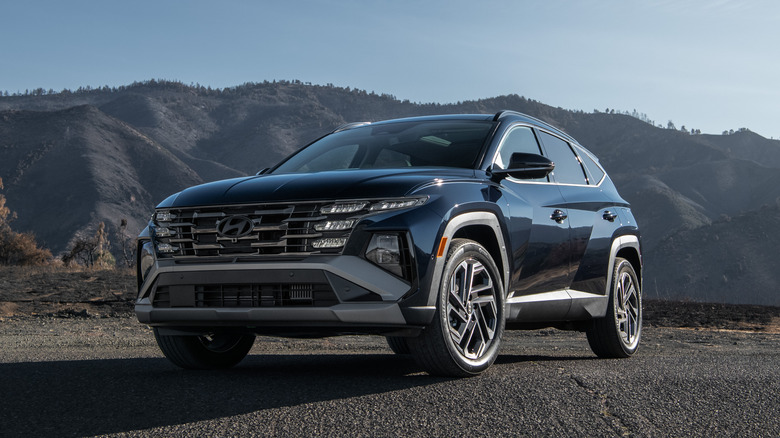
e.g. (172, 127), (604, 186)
(587, 257), (642, 358)
(153, 329), (256, 369)
(408, 239), (505, 377)
(386, 336), (411, 354)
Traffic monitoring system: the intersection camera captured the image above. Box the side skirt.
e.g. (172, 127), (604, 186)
(505, 289), (609, 323)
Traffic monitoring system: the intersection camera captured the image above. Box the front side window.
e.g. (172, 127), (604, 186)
(494, 125), (547, 182)
(538, 131), (588, 185)
(272, 120), (495, 174)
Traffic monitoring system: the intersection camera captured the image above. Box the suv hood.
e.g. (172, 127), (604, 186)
(159, 168), (477, 208)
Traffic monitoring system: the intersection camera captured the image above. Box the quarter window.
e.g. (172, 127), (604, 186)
(578, 149), (605, 185)
(538, 131), (588, 185)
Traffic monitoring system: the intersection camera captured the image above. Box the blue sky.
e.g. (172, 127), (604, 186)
(2, 0), (778, 138)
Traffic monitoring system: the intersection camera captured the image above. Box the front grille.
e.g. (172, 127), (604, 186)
(153, 203), (352, 258)
(152, 283), (339, 308)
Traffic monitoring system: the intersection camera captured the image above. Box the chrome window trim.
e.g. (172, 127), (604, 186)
(490, 123), (604, 188)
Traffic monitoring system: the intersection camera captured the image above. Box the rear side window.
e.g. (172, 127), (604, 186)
(538, 131), (588, 185)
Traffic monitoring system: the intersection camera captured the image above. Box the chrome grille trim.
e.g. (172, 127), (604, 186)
(153, 202), (352, 258)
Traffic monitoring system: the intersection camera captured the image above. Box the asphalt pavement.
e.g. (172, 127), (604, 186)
(1, 317), (778, 437)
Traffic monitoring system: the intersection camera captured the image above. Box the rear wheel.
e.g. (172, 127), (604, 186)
(587, 257), (642, 358)
(153, 329), (255, 369)
(408, 239), (505, 377)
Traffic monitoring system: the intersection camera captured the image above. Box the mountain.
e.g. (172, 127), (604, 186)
(1, 80), (779, 305)
(647, 204), (780, 306)
(0, 104), (202, 252)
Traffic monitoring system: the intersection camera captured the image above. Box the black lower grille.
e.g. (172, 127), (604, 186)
(152, 283), (339, 308)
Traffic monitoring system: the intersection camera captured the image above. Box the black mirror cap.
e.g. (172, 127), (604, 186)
(492, 153), (555, 180)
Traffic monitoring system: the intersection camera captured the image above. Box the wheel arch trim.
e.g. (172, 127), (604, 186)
(606, 235), (642, 296)
(425, 211), (510, 307)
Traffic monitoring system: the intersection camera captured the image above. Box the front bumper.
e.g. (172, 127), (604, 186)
(135, 255), (435, 330)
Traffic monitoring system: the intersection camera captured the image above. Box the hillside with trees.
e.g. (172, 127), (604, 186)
(1, 80), (779, 305)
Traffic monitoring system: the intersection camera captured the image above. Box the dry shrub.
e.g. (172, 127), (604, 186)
(62, 222), (115, 268)
(0, 229), (53, 266)
(0, 177), (52, 266)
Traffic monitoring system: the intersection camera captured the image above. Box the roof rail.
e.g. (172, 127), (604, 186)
(332, 121), (371, 133)
(493, 110), (577, 143)
(494, 109), (543, 124)
(493, 110), (515, 121)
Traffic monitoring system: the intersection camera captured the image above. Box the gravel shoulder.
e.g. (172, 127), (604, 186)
(2, 266), (778, 332)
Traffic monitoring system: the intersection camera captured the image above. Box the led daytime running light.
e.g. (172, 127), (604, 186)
(312, 237), (348, 249)
(368, 198), (427, 211)
(321, 202), (368, 214)
(156, 243), (178, 254)
(154, 227), (172, 237)
(155, 211), (175, 222)
(314, 219), (356, 231)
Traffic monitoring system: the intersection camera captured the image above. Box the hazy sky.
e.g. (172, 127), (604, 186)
(2, 0), (778, 138)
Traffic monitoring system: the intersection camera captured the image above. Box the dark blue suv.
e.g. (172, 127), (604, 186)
(136, 111), (642, 376)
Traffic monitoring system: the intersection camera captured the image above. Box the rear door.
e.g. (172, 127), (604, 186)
(537, 132), (612, 297)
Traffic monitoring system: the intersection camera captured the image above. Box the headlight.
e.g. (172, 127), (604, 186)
(320, 197), (428, 215)
(368, 198), (427, 211)
(365, 233), (404, 277)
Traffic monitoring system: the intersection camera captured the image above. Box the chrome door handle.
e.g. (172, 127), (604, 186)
(551, 209), (568, 223)
(603, 211), (618, 222)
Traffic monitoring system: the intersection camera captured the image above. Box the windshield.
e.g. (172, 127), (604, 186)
(271, 120), (496, 174)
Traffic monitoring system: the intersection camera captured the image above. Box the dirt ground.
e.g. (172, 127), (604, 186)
(1, 266), (778, 332)
(0, 266), (136, 318)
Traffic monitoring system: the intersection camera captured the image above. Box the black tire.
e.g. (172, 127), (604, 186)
(153, 328), (256, 370)
(408, 239), (505, 377)
(386, 336), (411, 354)
(587, 257), (642, 358)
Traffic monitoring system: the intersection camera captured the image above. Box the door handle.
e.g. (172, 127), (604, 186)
(550, 209), (568, 223)
(603, 211), (618, 222)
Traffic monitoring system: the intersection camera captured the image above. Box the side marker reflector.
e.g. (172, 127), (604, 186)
(437, 237), (448, 258)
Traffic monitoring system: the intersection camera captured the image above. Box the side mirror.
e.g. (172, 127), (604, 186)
(492, 153), (554, 180)
(255, 168), (270, 176)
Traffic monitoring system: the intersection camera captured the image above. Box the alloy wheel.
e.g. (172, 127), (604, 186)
(615, 270), (640, 349)
(446, 259), (498, 360)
